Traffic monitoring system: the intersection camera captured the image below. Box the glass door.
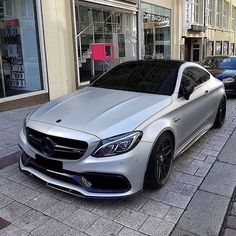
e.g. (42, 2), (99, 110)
(75, 2), (137, 83)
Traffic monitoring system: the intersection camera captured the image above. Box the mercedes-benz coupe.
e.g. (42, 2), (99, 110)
(19, 60), (226, 198)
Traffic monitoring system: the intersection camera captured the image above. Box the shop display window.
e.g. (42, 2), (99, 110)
(223, 41), (229, 55)
(141, 3), (171, 60)
(207, 41), (214, 56)
(230, 43), (235, 55)
(215, 41), (222, 55)
(0, 0), (43, 98)
(75, 2), (137, 83)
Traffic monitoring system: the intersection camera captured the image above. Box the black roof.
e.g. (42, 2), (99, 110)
(120, 59), (185, 67)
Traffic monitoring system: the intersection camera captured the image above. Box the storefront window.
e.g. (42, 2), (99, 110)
(75, 1), (137, 83)
(223, 41), (229, 55)
(207, 41), (214, 56)
(141, 3), (171, 60)
(230, 43), (235, 55)
(0, 0), (43, 98)
(215, 41), (222, 55)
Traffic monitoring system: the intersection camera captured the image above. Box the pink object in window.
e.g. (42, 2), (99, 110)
(91, 43), (114, 61)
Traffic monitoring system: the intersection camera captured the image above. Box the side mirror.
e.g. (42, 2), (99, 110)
(182, 82), (194, 100)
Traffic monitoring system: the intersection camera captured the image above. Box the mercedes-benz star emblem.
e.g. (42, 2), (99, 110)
(41, 137), (55, 156)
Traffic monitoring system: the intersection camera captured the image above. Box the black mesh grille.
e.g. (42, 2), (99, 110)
(26, 127), (88, 160)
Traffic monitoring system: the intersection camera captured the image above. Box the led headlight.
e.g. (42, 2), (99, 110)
(223, 77), (235, 83)
(92, 131), (143, 157)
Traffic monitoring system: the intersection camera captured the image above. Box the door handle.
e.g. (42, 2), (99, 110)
(174, 117), (181, 123)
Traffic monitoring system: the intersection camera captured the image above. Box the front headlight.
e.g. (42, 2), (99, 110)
(92, 131), (143, 157)
(223, 77), (235, 83)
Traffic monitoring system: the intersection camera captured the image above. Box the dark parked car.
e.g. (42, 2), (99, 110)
(200, 55), (236, 96)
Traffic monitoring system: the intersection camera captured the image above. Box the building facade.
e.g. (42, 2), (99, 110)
(182, 0), (236, 61)
(0, 0), (236, 111)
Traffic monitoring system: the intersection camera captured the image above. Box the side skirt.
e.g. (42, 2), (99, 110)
(175, 123), (213, 158)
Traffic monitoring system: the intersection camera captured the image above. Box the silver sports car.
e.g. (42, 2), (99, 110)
(19, 60), (226, 198)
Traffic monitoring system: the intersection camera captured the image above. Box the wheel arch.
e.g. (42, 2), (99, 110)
(143, 129), (175, 188)
(141, 119), (176, 152)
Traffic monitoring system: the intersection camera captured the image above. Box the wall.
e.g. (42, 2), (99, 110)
(41, 0), (76, 100)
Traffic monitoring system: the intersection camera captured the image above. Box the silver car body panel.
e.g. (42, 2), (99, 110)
(19, 61), (225, 198)
(29, 87), (172, 139)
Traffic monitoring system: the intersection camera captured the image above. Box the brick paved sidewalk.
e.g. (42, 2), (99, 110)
(0, 105), (40, 159)
(220, 187), (236, 236)
(0, 100), (235, 236)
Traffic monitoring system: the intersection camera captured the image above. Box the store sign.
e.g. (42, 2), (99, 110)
(183, 0), (192, 30)
(143, 12), (170, 27)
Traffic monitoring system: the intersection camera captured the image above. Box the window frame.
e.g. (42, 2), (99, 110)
(206, 0), (213, 26)
(232, 6), (236, 31)
(192, 0), (200, 23)
(216, 0), (222, 27)
(223, 0), (229, 29)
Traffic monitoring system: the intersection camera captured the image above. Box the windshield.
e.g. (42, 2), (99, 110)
(201, 57), (236, 70)
(91, 61), (181, 96)
(219, 57), (236, 70)
(200, 57), (227, 69)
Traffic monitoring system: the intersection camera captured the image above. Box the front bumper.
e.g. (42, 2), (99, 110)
(223, 82), (236, 96)
(19, 128), (152, 198)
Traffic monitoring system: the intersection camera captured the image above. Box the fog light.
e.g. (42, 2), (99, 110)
(81, 176), (92, 188)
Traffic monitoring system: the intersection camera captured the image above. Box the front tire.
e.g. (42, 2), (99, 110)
(213, 96), (226, 128)
(145, 132), (174, 189)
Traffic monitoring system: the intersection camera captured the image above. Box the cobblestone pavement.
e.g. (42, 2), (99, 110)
(0, 100), (235, 236)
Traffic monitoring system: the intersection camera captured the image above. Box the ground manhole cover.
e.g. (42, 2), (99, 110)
(0, 217), (10, 230)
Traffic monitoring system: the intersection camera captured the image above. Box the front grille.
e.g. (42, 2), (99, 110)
(26, 127), (88, 160)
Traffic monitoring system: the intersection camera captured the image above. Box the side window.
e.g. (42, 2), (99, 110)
(182, 67), (210, 88)
(179, 67), (210, 98)
(196, 68), (210, 83)
(179, 74), (195, 97)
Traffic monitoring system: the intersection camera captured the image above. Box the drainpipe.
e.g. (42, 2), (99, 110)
(137, 0), (142, 60)
(203, 0), (207, 59)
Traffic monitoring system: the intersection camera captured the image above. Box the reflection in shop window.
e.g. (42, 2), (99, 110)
(75, 2), (137, 83)
(223, 41), (229, 55)
(141, 3), (171, 60)
(0, 0), (43, 98)
(207, 41), (214, 56)
(215, 41), (222, 55)
(230, 43), (235, 55)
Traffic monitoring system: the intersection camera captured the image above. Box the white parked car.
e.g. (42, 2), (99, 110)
(19, 60), (226, 198)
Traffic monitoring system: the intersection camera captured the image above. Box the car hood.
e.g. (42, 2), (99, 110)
(209, 69), (236, 80)
(30, 87), (172, 139)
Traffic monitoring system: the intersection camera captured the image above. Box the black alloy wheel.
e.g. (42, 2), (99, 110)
(214, 96), (226, 128)
(145, 132), (174, 189)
